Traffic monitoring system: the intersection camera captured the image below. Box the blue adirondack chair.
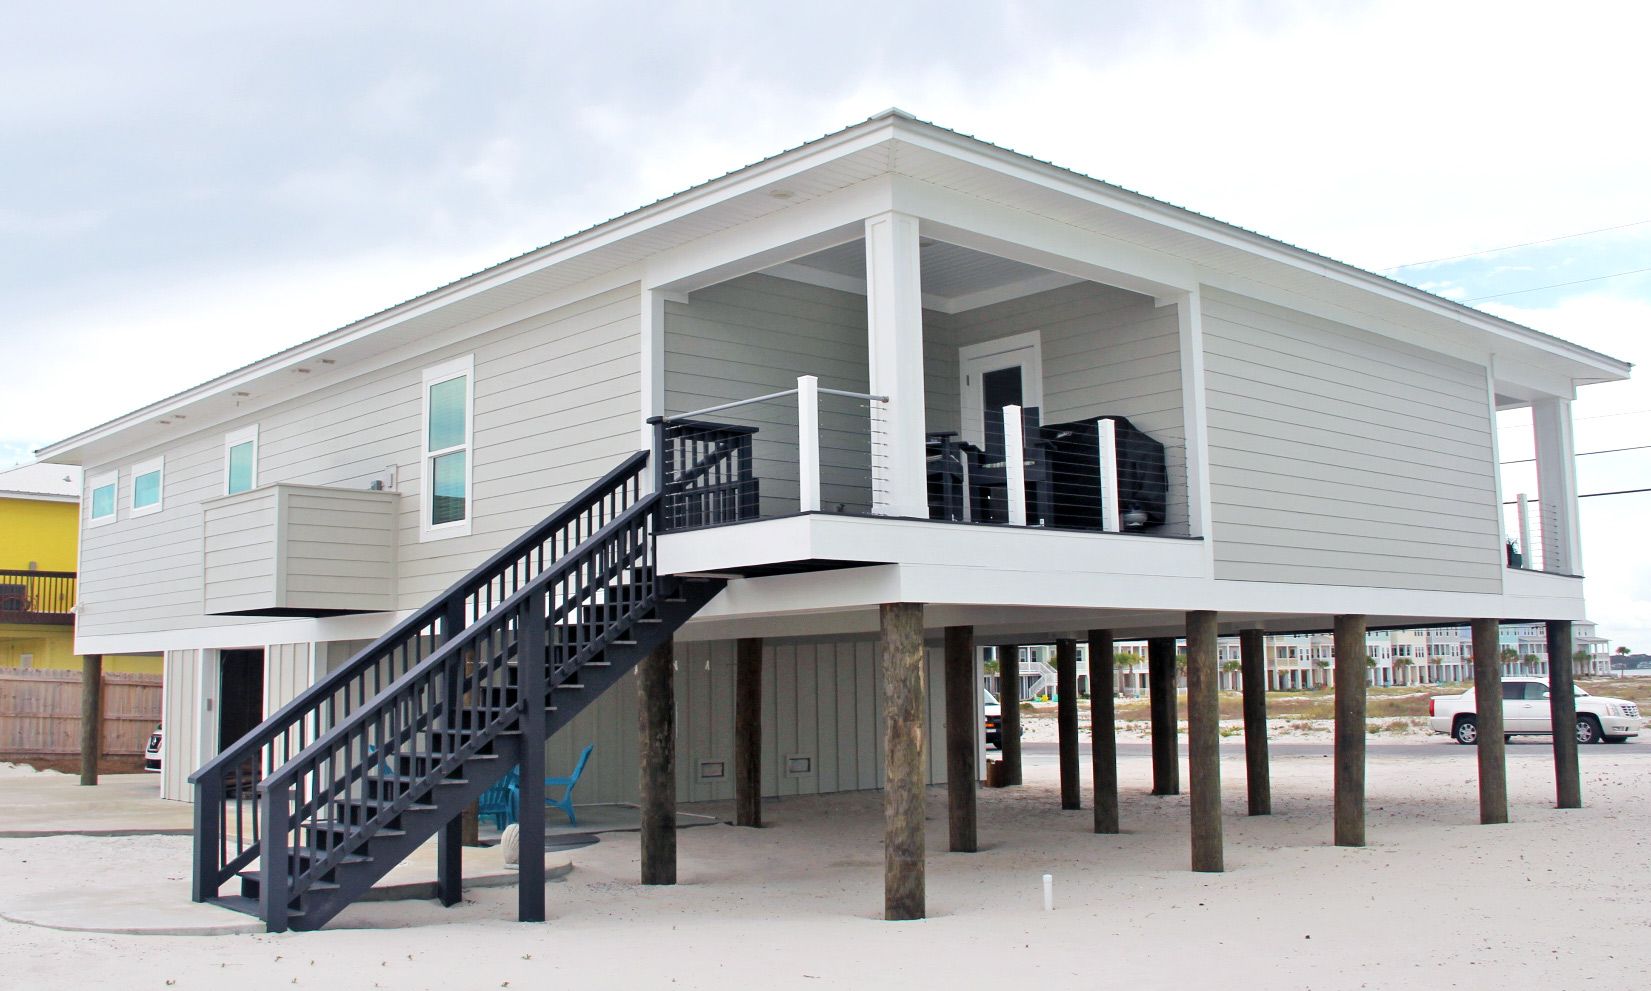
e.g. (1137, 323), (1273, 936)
(545, 744), (594, 825)
(478, 766), (520, 830)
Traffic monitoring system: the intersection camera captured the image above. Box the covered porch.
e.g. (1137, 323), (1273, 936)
(648, 221), (1197, 575)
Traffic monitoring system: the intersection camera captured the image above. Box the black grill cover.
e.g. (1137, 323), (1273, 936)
(1038, 415), (1168, 531)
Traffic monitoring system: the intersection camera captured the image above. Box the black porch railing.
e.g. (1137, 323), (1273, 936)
(654, 419), (759, 529)
(0, 569), (76, 624)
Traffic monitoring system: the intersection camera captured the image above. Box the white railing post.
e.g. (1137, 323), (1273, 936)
(1516, 492), (1532, 570)
(1096, 418), (1121, 533)
(798, 375), (821, 513)
(1004, 405), (1027, 527)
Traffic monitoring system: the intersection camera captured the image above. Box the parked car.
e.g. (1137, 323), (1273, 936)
(984, 689), (1002, 747)
(144, 723), (162, 772)
(1428, 678), (1642, 745)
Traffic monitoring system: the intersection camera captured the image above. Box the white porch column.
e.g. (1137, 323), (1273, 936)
(1532, 397), (1581, 574)
(865, 211), (928, 518)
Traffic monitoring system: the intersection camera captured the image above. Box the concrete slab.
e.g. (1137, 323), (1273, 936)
(0, 832), (572, 936)
(0, 767), (188, 837)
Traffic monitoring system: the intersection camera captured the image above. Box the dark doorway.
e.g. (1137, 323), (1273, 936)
(218, 648), (265, 752)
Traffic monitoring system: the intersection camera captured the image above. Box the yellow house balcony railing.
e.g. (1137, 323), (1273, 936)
(0, 569), (76, 625)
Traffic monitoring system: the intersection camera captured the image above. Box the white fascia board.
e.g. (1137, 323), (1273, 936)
(43, 266), (643, 467)
(677, 557), (1585, 641)
(73, 610), (406, 656)
(890, 121), (1631, 382)
(890, 176), (1195, 297)
(0, 490), (78, 504)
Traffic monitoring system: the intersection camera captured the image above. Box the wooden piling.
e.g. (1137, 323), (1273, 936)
(1333, 614), (1366, 847)
(1186, 611), (1223, 872)
(1239, 629), (1270, 816)
(882, 602), (926, 921)
(1471, 618), (1508, 824)
(1147, 637), (1179, 796)
(78, 654), (102, 786)
(1546, 620), (1582, 809)
(999, 643), (1023, 786)
(1056, 638), (1080, 811)
(1088, 629), (1118, 834)
(639, 640), (676, 885)
(734, 637), (763, 828)
(944, 626), (977, 853)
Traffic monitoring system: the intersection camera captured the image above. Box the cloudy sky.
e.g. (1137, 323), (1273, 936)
(3, 1), (1648, 646)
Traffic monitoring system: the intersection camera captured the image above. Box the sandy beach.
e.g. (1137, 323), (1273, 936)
(3, 740), (1646, 990)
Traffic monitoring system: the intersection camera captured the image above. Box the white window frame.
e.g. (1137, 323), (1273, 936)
(87, 469), (118, 527)
(129, 456), (164, 517)
(223, 425), (259, 495)
(420, 355), (474, 540)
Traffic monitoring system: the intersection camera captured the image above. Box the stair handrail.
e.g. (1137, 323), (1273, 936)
(256, 493), (659, 924)
(260, 496), (658, 797)
(190, 451), (649, 900)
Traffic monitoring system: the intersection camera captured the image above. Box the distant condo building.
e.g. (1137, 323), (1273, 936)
(988, 622), (1613, 698)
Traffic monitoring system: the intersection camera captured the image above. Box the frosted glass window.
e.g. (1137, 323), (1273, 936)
(91, 482), (115, 519)
(428, 377), (467, 451)
(133, 469), (161, 508)
(226, 441), (255, 494)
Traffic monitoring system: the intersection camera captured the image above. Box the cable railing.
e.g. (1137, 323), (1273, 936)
(1504, 491), (1549, 572)
(654, 375), (888, 529)
(652, 379), (1174, 536)
(930, 407), (1170, 533)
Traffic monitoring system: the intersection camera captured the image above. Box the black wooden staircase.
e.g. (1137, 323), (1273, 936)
(189, 452), (724, 931)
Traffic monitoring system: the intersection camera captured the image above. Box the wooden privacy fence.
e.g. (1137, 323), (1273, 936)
(0, 668), (162, 757)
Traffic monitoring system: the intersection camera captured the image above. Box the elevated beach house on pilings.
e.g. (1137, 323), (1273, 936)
(38, 110), (1629, 931)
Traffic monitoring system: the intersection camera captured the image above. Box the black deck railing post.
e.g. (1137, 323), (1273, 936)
(436, 596), (467, 907)
(518, 590), (549, 922)
(260, 783), (290, 933)
(191, 778), (221, 901)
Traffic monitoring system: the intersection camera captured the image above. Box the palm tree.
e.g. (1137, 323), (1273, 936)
(1393, 656), (1414, 686)
(1221, 659), (1241, 690)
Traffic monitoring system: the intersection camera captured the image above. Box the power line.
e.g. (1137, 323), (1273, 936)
(1579, 487), (1651, 499)
(1382, 219), (1651, 271)
(1501, 443), (1651, 465)
(1462, 266), (1651, 302)
(1501, 487), (1651, 504)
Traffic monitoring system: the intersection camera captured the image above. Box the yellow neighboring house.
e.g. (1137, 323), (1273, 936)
(0, 463), (158, 674)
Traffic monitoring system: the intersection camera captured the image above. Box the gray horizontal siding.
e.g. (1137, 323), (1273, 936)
(934, 281), (1189, 535)
(79, 284), (643, 641)
(1201, 290), (1502, 592)
(664, 275), (876, 517)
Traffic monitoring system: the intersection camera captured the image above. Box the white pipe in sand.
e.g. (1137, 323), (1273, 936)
(1043, 873), (1053, 911)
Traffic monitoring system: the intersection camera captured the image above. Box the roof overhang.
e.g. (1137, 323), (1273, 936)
(39, 109), (1631, 463)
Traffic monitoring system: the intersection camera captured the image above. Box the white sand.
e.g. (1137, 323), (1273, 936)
(4, 746), (1647, 989)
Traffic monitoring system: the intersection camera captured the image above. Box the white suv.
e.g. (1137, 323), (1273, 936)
(1428, 678), (1642, 745)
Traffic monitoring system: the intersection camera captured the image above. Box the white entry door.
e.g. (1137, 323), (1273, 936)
(959, 331), (1043, 458)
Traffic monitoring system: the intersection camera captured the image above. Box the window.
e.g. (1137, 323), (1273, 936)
(224, 425), (258, 495)
(421, 356), (473, 538)
(130, 457), (164, 516)
(88, 470), (117, 526)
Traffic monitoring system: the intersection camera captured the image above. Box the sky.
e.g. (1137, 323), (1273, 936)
(2, 0), (1648, 646)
